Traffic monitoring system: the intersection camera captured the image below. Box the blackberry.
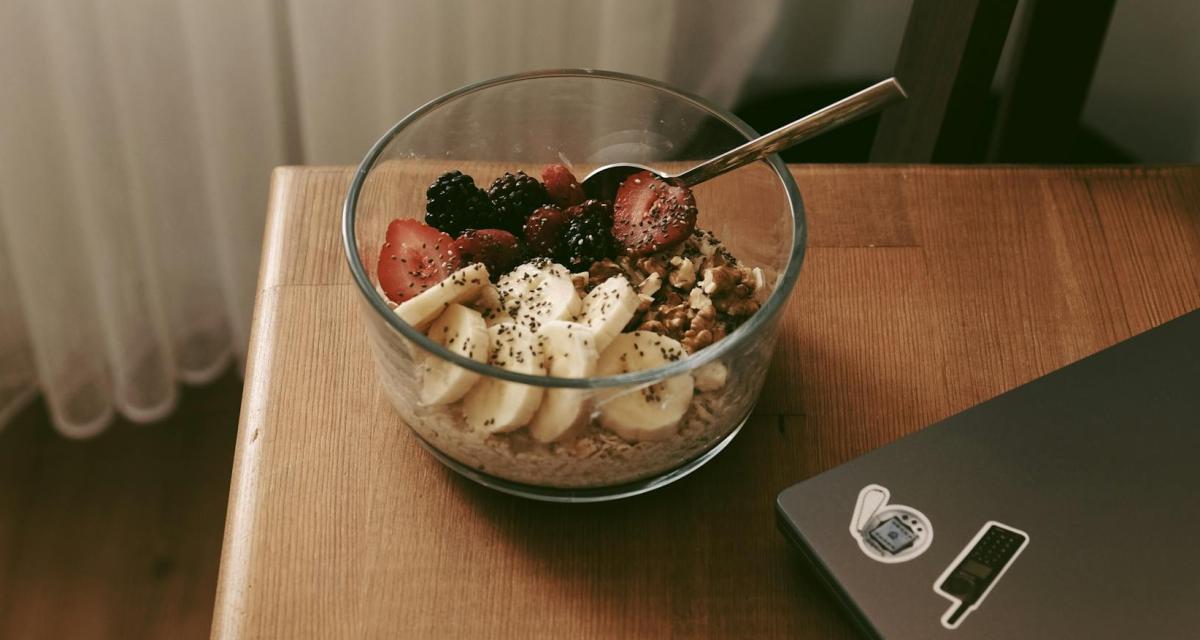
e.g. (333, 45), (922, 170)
(486, 171), (547, 233)
(425, 171), (494, 236)
(562, 200), (618, 268)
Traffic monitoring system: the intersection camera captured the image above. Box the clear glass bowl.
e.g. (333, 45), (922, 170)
(343, 69), (805, 502)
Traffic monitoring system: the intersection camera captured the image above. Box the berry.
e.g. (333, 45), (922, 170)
(451, 229), (524, 280)
(562, 200), (618, 268)
(425, 171), (495, 236)
(486, 171), (547, 233)
(377, 219), (460, 303)
(541, 164), (585, 207)
(523, 205), (568, 259)
(612, 170), (697, 256)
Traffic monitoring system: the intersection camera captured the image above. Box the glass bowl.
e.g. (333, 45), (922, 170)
(343, 69), (805, 502)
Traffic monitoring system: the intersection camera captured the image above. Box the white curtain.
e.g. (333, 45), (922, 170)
(0, 0), (781, 437)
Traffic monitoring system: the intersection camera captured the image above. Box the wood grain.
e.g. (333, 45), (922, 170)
(213, 165), (1200, 639)
(0, 372), (241, 640)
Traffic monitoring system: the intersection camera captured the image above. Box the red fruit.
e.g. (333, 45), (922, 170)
(541, 163), (585, 207)
(612, 170), (698, 256)
(377, 218), (460, 303)
(451, 229), (524, 280)
(523, 205), (568, 258)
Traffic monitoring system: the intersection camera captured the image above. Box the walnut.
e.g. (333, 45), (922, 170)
(635, 256), (668, 279)
(668, 256), (697, 289)
(637, 319), (666, 334)
(681, 305), (719, 352)
(588, 259), (622, 287)
(716, 296), (760, 317)
(700, 265), (740, 296)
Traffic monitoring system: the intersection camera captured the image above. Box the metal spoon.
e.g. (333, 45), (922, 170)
(581, 77), (907, 200)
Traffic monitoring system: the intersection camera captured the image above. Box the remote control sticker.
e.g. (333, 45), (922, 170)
(934, 521), (1030, 629)
(849, 484), (934, 564)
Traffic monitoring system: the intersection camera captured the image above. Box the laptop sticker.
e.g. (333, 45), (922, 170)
(934, 521), (1030, 629)
(849, 484), (933, 564)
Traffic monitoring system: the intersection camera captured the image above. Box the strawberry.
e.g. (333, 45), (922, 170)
(523, 205), (568, 259)
(612, 171), (697, 256)
(451, 229), (524, 280)
(541, 163), (585, 207)
(377, 219), (460, 303)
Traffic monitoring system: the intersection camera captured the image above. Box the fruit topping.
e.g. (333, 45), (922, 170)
(487, 171), (548, 233)
(377, 219), (460, 304)
(562, 199), (618, 269)
(523, 205), (568, 260)
(450, 229), (524, 281)
(541, 163), (585, 207)
(425, 171), (496, 236)
(612, 170), (698, 256)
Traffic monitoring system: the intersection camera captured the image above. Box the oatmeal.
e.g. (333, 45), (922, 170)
(370, 164), (774, 487)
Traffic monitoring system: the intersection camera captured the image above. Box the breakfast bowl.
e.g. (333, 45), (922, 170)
(343, 69), (805, 502)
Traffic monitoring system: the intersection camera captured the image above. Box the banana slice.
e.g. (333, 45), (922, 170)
(394, 263), (490, 331)
(497, 259), (581, 332)
(576, 275), (639, 351)
(474, 282), (514, 327)
(529, 321), (598, 443)
(462, 322), (546, 433)
(595, 331), (693, 442)
(419, 303), (488, 406)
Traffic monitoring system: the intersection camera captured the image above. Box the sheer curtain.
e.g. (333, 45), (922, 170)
(0, 0), (781, 437)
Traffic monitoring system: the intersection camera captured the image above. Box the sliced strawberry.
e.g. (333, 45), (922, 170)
(541, 163), (585, 207)
(523, 205), (568, 259)
(612, 170), (697, 256)
(376, 218), (460, 303)
(451, 229), (524, 280)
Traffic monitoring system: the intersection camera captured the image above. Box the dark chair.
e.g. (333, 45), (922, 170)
(870, 0), (1116, 163)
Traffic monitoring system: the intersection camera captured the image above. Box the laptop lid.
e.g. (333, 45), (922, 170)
(776, 309), (1200, 638)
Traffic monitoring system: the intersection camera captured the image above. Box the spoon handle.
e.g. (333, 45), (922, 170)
(676, 78), (907, 187)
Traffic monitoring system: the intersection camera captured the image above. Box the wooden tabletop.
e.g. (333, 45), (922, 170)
(212, 165), (1200, 639)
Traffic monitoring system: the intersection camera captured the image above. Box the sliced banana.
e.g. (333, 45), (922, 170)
(497, 259), (581, 333)
(394, 263), (490, 331)
(419, 304), (488, 405)
(462, 322), (546, 433)
(474, 282), (513, 326)
(528, 321), (598, 443)
(595, 331), (693, 442)
(576, 275), (639, 351)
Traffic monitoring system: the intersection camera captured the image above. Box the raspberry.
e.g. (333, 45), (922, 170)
(451, 229), (524, 280)
(562, 200), (618, 269)
(486, 171), (547, 234)
(424, 171), (495, 236)
(523, 205), (568, 259)
(541, 164), (585, 207)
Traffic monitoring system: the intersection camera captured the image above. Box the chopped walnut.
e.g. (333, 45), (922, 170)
(588, 259), (623, 288)
(700, 265), (741, 296)
(635, 256), (668, 280)
(668, 256), (697, 290)
(717, 296), (760, 317)
(681, 305), (720, 352)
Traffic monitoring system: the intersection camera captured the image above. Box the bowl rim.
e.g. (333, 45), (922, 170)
(342, 68), (806, 389)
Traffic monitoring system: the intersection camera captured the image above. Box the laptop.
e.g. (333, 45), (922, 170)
(776, 309), (1200, 639)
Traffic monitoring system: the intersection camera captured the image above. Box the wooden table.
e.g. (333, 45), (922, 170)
(213, 165), (1200, 639)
